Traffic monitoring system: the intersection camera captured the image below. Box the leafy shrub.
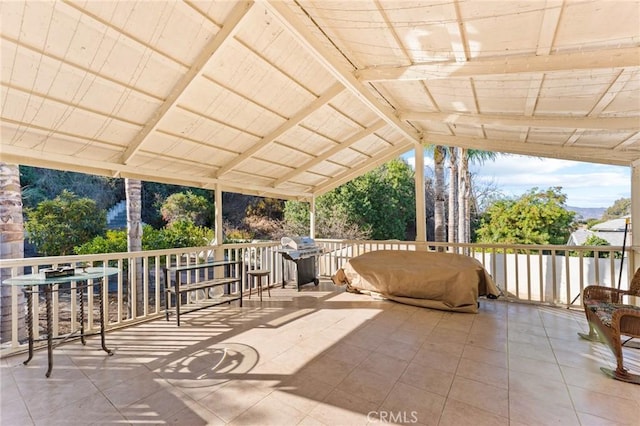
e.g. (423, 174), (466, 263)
(75, 221), (215, 254)
(25, 190), (106, 256)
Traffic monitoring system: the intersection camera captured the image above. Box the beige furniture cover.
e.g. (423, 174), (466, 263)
(331, 250), (500, 313)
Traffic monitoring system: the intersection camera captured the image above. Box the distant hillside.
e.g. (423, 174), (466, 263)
(567, 206), (605, 220)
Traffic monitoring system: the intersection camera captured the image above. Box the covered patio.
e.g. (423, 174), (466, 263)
(1, 1), (640, 424)
(3, 281), (640, 425)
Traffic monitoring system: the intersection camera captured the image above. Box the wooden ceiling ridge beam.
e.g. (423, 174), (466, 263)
(313, 143), (413, 195)
(260, 0), (422, 146)
(400, 111), (639, 130)
(272, 120), (387, 187)
(357, 46), (640, 82)
(214, 82), (344, 178)
(120, 1), (254, 164)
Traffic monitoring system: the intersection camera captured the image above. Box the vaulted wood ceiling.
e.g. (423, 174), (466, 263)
(1, 1), (638, 200)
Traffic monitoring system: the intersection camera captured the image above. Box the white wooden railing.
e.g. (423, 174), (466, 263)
(0, 239), (634, 357)
(316, 239), (635, 305)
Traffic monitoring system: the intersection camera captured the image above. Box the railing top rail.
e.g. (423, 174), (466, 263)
(0, 241), (282, 268)
(315, 239), (629, 252)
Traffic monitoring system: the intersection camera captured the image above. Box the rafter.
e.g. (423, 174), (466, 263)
(260, 0), (422, 145)
(121, 1), (254, 164)
(536, 0), (564, 55)
(313, 143), (413, 195)
(357, 47), (640, 82)
(272, 120), (386, 187)
(401, 111), (639, 131)
(215, 82), (344, 178)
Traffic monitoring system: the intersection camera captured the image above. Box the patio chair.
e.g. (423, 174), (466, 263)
(578, 267), (640, 384)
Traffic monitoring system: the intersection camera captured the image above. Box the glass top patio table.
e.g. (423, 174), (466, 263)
(2, 266), (119, 377)
(2, 266), (120, 286)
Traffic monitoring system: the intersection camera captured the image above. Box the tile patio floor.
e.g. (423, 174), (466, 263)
(2, 280), (639, 425)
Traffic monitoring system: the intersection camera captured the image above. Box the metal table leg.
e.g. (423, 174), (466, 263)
(44, 284), (53, 378)
(23, 287), (34, 366)
(97, 280), (113, 355)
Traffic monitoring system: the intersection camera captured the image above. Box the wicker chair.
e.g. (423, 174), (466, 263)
(578, 268), (640, 384)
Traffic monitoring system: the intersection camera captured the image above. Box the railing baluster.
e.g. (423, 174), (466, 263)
(1, 241), (631, 357)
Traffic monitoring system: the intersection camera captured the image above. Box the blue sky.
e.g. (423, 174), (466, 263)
(402, 151), (631, 209)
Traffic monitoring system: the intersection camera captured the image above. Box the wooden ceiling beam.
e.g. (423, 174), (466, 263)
(121, 1), (254, 164)
(313, 142), (413, 195)
(261, 0), (422, 145)
(215, 82), (344, 178)
(0, 144), (312, 200)
(401, 111), (639, 131)
(357, 47), (640, 82)
(272, 120), (386, 187)
(422, 133), (633, 166)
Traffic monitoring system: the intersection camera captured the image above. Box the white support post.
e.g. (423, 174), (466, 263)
(309, 196), (316, 239)
(631, 161), (639, 273)
(214, 184), (223, 258)
(414, 144), (427, 243)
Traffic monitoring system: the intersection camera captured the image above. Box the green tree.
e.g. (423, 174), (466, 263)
(160, 191), (211, 227)
(284, 158), (415, 240)
(581, 234), (612, 258)
(602, 197), (631, 220)
(19, 166), (121, 211)
(25, 190), (106, 256)
(476, 187), (576, 245)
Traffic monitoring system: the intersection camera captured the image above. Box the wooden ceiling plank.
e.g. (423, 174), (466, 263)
(2, 35), (164, 102)
(313, 143), (413, 195)
(614, 131), (640, 150)
(589, 69), (635, 116)
(261, 0), (422, 145)
(4, 82), (145, 128)
(215, 82), (344, 178)
(273, 120), (386, 187)
(564, 69), (636, 147)
(357, 47), (640, 81)
(120, 1), (254, 164)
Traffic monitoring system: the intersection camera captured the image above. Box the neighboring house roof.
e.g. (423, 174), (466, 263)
(591, 216), (631, 232)
(567, 216), (631, 247)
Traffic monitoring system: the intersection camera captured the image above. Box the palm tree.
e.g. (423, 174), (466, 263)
(458, 149), (498, 244)
(447, 147), (457, 245)
(433, 145), (447, 246)
(125, 178), (144, 315)
(0, 163), (25, 343)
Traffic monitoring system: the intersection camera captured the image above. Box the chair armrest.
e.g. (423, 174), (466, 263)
(583, 285), (628, 304)
(611, 307), (640, 337)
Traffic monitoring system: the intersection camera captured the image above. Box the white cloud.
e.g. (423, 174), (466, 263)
(401, 152), (631, 208)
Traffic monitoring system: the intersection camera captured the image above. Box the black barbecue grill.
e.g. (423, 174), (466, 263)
(276, 237), (324, 290)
